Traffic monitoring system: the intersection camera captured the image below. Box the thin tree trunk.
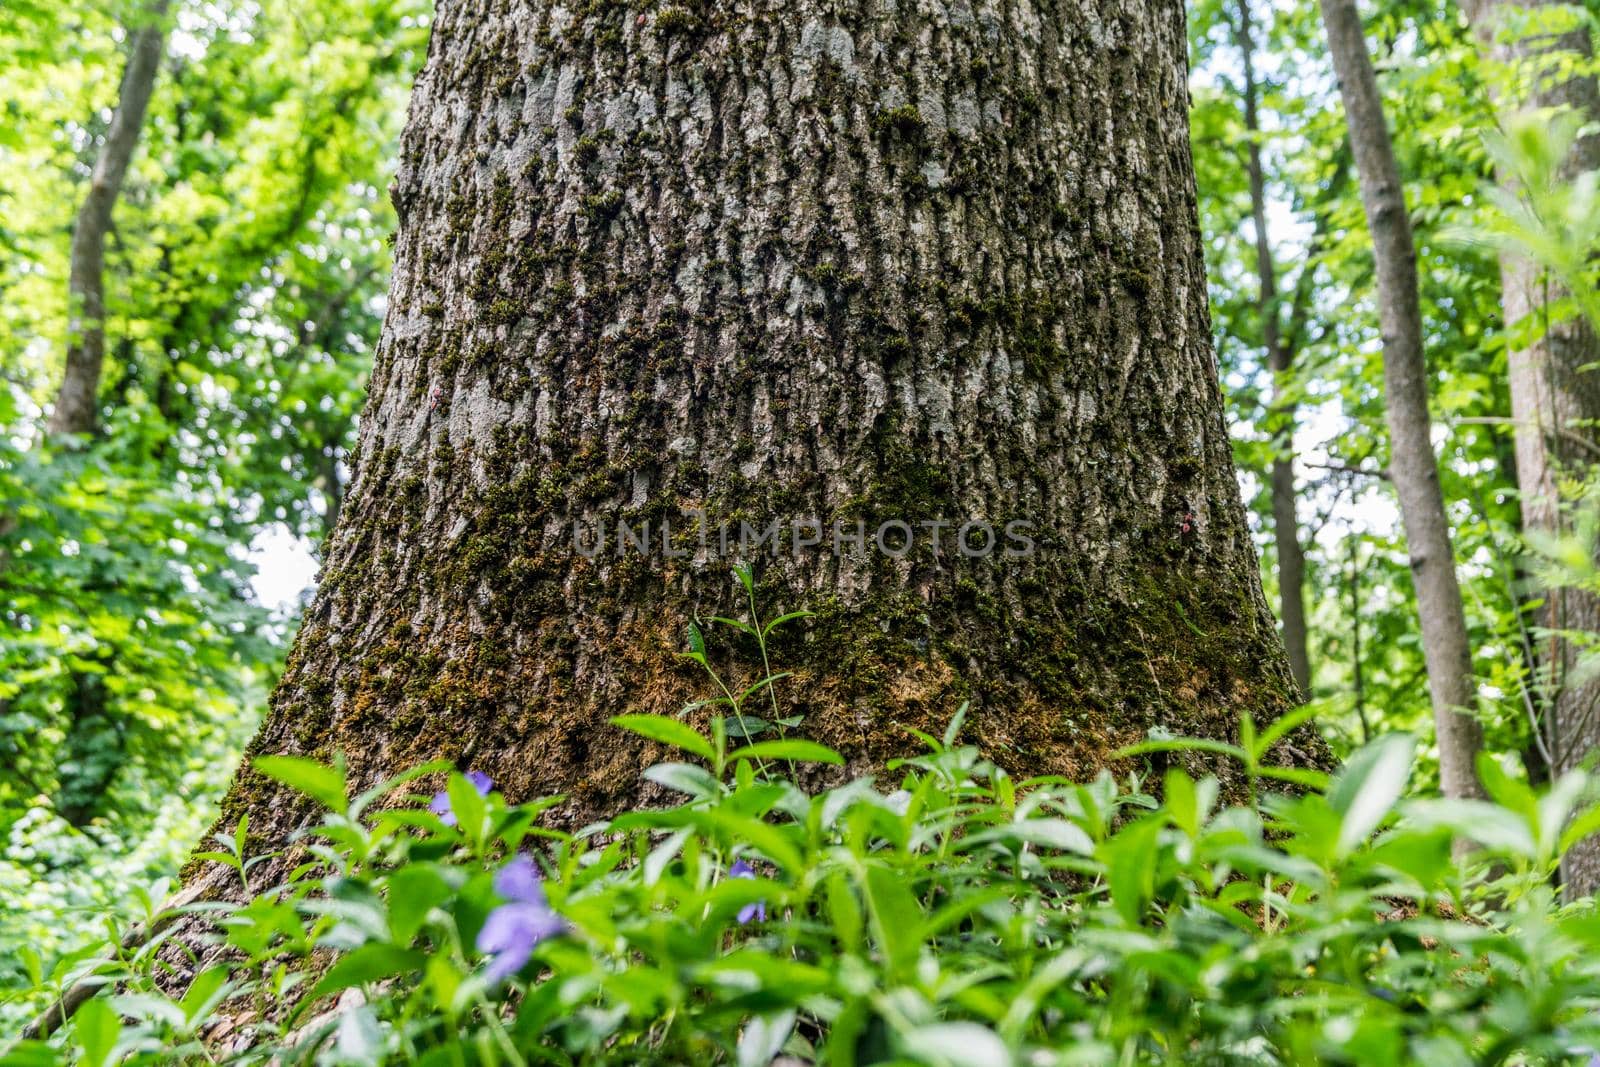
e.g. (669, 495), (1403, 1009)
(1348, 537), (1370, 744)
(1463, 0), (1600, 894)
(1234, 0), (1310, 696)
(1319, 0), (1486, 800)
(202, 0), (1329, 866)
(46, 3), (169, 834)
(49, 0), (170, 437)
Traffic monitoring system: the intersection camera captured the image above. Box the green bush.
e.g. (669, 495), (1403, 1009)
(6, 705), (1600, 1065)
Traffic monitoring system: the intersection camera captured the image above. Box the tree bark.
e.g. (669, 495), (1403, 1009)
(208, 0), (1329, 852)
(1234, 0), (1310, 696)
(1462, 0), (1600, 893)
(49, 0), (170, 437)
(1320, 0), (1486, 800)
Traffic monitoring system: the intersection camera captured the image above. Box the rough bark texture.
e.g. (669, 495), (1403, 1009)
(1321, 0), (1486, 800)
(209, 0), (1327, 854)
(50, 0), (170, 437)
(1463, 0), (1600, 893)
(1234, 0), (1310, 695)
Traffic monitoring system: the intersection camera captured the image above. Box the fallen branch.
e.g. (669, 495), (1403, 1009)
(17, 883), (204, 1043)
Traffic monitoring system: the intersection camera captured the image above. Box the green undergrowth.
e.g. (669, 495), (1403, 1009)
(7, 716), (1600, 1063)
(7, 577), (1600, 1063)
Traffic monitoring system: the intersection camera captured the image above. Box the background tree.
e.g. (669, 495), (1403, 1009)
(41, 0), (173, 826)
(1227, 0), (1326, 694)
(1321, 0), (1487, 800)
(1464, 0), (1600, 893)
(49, 0), (169, 437)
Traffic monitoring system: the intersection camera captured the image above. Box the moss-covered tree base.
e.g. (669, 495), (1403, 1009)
(199, 0), (1330, 872)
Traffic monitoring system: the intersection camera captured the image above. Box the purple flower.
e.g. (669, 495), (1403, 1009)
(730, 858), (767, 925)
(477, 855), (565, 983)
(428, 770), (492, 827)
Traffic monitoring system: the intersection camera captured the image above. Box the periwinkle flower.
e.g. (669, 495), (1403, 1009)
(428, 770), (492, 827)
(730, 858), (767, 925)
(477, 855), (566, 983)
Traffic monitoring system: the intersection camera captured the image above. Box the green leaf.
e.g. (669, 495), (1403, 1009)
(1537, 770), (1587, 858)
(350, 759), (453, 820)
(1162, 770), (1206, 837)
(1404, 799), (1537, 857)
(761, 609), (815, 637)
(72, 997), (120, 1067)
(0, 1042), (61, 1067)
(864, 864), (922, 978)
(1329, 733), (1415, 854)
(446, 773), (488, 839)
(643, 762), (722, 798)
(335, 1005), (384, 1061)
(1475, 751), (1536, 818)
(644, 827), (692, 885)
(305, 945), (426, 1008)
(942, 702), (970, 749)
(1257, 765), (1332, 791)
(739, 1009), (797, 1067)
(425, 956), (464, 1015)
(726, 714), (774, 740)
(1101, 817), (1161, 924)
(180, 965), (231, 1025)
(704, 809), (804, 874)
(727, 739), (844, 766)
(1560, 797), (1600, 856)
(697, 951), (830, 997)
(960, 818), (1095, 856)
(898, 1022), (1013, 1067)
(611, 714), (715, 760)
(385, 865), (453, 943)
(920, 887), (1011, 940)
(253, 754), (348, 812)
(826, 870), (863, 951)
(1253, 704), (1319, 758)
(1112, 737), (1249, 764)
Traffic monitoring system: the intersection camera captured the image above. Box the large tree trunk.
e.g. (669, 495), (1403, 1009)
(49, 0), (169, 437)
(1234, 0), (1311, 696)
(210, 0), (1326, 849)
(1462, 0), (1600, 895)
(1320, 0), (1486, 801)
